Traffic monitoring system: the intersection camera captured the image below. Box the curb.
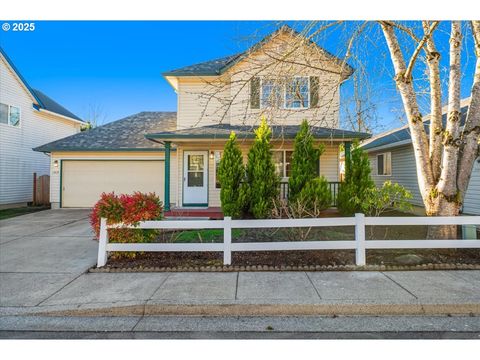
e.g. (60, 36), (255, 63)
(89, 263), (480, 273)
(35, 303), (480, 317)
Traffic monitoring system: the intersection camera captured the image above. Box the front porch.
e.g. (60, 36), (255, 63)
(146, 123), (368, 211)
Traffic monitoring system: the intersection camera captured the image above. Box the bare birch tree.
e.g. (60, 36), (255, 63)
(192, 21), (479, 232)
(379, 21), (480, 227)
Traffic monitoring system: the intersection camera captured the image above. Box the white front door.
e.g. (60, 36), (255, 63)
(183, 151), (208, 206)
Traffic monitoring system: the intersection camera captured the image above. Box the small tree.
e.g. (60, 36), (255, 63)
(288, 120), (325, 200)
(363, 181), (413, 217)
(245, 117), (279, 218)
(218, 131), (245, 218)
(337, 143), (375, 215)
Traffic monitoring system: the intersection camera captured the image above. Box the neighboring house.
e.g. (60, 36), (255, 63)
(35, 26), (369, 211)
(362, 99), (480, 216)
(0, 47), (84, 209)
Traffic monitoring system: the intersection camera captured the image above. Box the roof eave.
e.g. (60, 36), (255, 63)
(33, 147), (174, 153)
(36, 108), (84, 124)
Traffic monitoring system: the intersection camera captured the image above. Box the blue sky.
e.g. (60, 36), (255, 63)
(0, 21), (476, 133)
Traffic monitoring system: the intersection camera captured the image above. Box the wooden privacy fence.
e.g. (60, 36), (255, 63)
(33, 173), (50, 206)
(97, 214), (480, 267)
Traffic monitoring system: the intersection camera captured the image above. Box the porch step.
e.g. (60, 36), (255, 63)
(164, 207), (224, 220)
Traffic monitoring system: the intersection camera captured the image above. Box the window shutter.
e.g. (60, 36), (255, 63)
(310, 76), (319, 108)
(250, 77), (260, 109)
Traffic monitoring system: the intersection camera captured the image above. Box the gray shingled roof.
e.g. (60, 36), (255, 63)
(146, 123), (370, 141)
(163, 26), (354, 77)
(163, 53), (242, 76)
(34, 112), (177, 152)
(362, 105), (469, 151)
(32, 89), (82, 121)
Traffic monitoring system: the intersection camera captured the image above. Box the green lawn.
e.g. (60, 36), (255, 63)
(173, 229), (244, 243)
(0, 206), (50, 220)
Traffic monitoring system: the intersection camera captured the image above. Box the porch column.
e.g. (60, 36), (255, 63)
(344, 141), (352, 179)
(164, 141), (171, 212)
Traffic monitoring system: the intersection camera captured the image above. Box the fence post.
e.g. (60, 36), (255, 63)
(223, 216), (232, 265)
(97, 218), (109, 267)
(355, 213), (366, 266)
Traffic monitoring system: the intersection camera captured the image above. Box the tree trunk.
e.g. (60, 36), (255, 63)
(425, 196), (461, 239)
(380, 22), (435, 205)
(423, 21), (443, 182)
(437, 21), (463, 198)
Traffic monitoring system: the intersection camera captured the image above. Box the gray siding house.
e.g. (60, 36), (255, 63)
(361, 101), (480, 216)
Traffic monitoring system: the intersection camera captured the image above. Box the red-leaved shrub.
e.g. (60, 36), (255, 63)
(90, 192), (163, 258)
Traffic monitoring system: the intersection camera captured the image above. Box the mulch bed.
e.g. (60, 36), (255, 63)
(101, 248), (480, 271)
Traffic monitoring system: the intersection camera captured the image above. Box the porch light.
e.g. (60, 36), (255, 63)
(53, 160), (59, 168)
(210, 151), (214, 159)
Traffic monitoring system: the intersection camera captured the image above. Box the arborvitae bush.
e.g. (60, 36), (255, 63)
(245, 117), (279, 218)
(217, 132), (245, 218)
(337, 143), (375, 215)
(288, 119), (325, 201)
(298, 176), (332, 212)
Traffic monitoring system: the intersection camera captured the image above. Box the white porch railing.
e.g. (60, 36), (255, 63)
(97, 214), (480, 267)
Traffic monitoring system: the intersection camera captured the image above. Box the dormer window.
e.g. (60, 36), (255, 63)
(285, 77), (309, 109)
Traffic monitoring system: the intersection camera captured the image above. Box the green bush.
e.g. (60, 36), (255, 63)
(337, 144), (375, 215)
(218, 131), (245, 218)
(363, 181), (413, 216)
(298, 176), (332, 212)
(288, 120), (325, 201)
(245, 117), (279, 218)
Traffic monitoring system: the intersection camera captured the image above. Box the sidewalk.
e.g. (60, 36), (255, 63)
(1, 210), (479, 322)
(1, 270), (479, 316)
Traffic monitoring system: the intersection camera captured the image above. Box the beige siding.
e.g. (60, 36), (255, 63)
(0, 56), (81, 205)
(176, 77), (230, 129)
(175, 32), (343, 130)
(175, 142), (339, 207)
(49, 152), (177, 208)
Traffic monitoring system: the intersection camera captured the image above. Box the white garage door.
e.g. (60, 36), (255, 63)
(62, 160), (164, 208)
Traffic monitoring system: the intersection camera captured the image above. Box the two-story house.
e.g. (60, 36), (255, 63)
(35, 26), (369, 212)
(0, 47), (84, 209)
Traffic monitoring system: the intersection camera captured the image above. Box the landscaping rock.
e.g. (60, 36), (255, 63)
(395, 254), (424, 265)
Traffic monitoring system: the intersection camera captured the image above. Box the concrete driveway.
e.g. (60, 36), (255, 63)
(0, 209), (97, 307)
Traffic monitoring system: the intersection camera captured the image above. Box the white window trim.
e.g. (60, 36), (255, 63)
(259, 77), (310, 110)
(376, 152), (392, 176)
(273, 150), (297, 180)
(0, 103), (21, 128)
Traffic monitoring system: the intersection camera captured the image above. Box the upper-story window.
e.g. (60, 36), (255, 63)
(254, 76), (315, 110)
(0, 103), (21, 127)
(261, 79), (284, 108)
(285, 77), (309, 109)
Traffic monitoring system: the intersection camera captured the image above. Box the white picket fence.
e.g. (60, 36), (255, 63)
(97, 214), (480, 267)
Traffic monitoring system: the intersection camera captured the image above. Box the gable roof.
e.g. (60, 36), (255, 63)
(0, 47), (83, 122)
(31, 89), (83, 121)
(34, 111), (177, 152)
(163, 25), (354, 77)
(146, 123), (370, 141)
(362, 104), (469, 152)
